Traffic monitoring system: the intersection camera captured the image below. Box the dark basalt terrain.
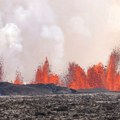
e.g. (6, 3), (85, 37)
(0, 82), (76, 95)
(0, 82), (119, 120)
(0, 82), (110, 95)
(0, 94), (120, 120)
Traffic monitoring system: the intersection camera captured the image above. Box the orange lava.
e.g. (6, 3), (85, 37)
(13, 71), (23, 85)
(67, 49), (120, 91)
(66, 63), (88, 89)
(12, 49), (120, 91)
(31, 57), (59, 85)
(105, 49), (120, 91)
(87, 63), (105, 89)
(66, 62), (106, 90)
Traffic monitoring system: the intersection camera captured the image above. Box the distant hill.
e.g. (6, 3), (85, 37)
(0, 82), (76, 95)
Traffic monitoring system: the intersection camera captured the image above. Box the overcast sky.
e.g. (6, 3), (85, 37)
(0, 0), (120, 82)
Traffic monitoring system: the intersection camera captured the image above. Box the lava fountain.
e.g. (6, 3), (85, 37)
(8, 48), (120, 91)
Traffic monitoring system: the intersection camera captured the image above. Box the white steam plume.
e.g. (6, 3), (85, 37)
(0, 0), (64, 82)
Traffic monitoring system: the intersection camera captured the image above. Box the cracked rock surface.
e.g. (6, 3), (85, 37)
(0, 93), (120, 120)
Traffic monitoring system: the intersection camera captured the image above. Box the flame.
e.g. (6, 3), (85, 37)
(13, 71), (23, 85)
(105, 49), (120, 91)
(67, 49), (120, 91)
(66, 63), (106, 90)
(66, 63), (88, 89)
(31, 57), (59, 85)
(87, 63), (105, 89)
(11, 49), (120, 91)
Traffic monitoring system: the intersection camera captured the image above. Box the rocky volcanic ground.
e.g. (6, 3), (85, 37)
(0, 94), (120, 120)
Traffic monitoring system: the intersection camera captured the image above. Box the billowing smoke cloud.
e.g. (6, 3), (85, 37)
(49, 0), (120, 69)
(0, 0), (64, 82)
(0, 23), (23, 81)
(0, 0), (120, 82)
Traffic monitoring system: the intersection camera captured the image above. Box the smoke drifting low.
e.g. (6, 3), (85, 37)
(0, 0), (120, 82)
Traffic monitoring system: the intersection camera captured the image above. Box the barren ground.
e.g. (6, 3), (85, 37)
(0, 93), (120, 120)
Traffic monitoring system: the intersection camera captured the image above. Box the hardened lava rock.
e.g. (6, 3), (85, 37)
(0, 93), (120, 120)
